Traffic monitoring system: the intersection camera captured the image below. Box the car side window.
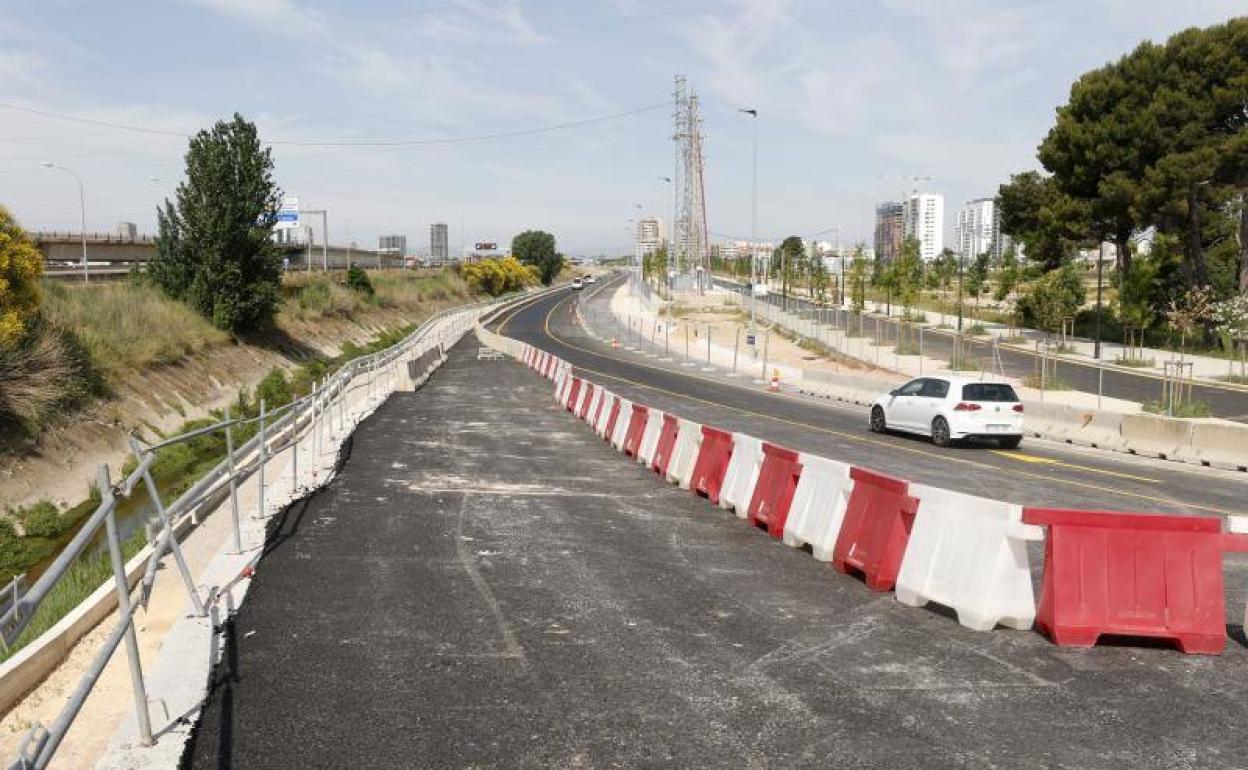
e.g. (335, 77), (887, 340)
(920, 379), (949, 398)
(896, 379), (925, 396)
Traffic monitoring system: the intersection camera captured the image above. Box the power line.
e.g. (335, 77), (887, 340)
(0, 100), (669, 148)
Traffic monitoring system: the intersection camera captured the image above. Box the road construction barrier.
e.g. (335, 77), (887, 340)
(602, 396), (624, 441)
(610, 399), (633, 451)
(1021, 507), (1248, 654)
(719, 434), (764, 516)
(651, 414), (681, 476)
(578, 383), (597, 420)
(1120, 413), (1192, 461)
(895, 485), (1043, 631)
(536, 351), (549, 375)
(594, 392), (616, 437)
(1181, 420), (1248, 472)
(621, 404), (649, 458)
(586, 386), (605, 425)
(563, 377), (583, 411)
(689, 426), (735, 504)
(637, 408), (665, 466)
(831, 467), (919, 592)
(782, 454), (853, 560)
(666, 418), (703, 489)
(745, 443), (803, 538)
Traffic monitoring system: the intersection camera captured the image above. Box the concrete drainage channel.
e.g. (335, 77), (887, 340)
(0, 287), (563, 770)
(513, 341), (1248, 656)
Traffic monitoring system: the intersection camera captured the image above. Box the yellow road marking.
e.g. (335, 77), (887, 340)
(518, 287), (1241, 517)
(989, 451), (1160, 484)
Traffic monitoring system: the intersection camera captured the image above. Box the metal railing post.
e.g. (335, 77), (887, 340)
(99, 465), (153, 748)
(126, 437), (205, 616)
(761, 330), (770, 383)
(257, 399), (267, 518)
(732, 327), (740, 374)
(291, 403), (300, 492)
(706, 326), (712, 367)
(223, 405), (242, 554)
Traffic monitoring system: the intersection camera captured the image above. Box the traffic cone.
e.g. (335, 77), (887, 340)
(768, 368), (781, 392)
(611, 337), (620, 348)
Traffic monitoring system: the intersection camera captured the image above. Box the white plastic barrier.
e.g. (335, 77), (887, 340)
(594, 393), (617, 437)
(781, 454), (853, 560)
(586, 387), (605, 425)
(574, 383), (592, 416)
(556, 369), (572, 403)
(719, 434), (764, 516)
(611, 399), (634, 451)
(637, 408), (665, 465)
(894, 484), (1044, 631)
(665, 419), (703, 489)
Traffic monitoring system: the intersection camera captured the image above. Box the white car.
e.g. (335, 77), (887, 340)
(585, 276), (597, 284)
(869, 376), (1024, 449)
(571, 278), (584, 290)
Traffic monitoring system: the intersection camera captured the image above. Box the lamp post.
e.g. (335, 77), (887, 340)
(739, 108), (758, 333)
(41, 162), (89, 283)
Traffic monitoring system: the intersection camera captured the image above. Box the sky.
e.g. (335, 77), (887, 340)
(1, 0), (1245, 256)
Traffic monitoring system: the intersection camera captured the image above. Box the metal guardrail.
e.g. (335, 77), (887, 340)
(0, 285), (558, 770)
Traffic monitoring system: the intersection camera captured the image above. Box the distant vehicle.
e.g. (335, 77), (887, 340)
(571, 278), (584, 290)
(585, 276), (597, 284)
(751, 282), (768, 297)
(869, 377), (1023, 449)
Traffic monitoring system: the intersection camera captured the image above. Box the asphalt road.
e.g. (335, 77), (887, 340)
(496, 280), (1248, 519)
(182, 337), (1248, 769)
(713, 278), (1248, 422)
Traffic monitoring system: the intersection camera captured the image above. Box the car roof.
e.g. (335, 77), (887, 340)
(908, 375), (1013, 388)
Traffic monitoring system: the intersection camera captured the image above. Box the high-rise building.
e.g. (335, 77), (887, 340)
(954, 198), (1009, 260)
(634, 217), (665, 262)
(874, 202), (904, 262)
(903, 193), (944, 261)
(430, 223), (449, 264)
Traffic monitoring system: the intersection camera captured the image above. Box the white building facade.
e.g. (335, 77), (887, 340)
(954, 198), (1010, 260)
(903, 193), (944, 261)
(634, 217), (665, 262)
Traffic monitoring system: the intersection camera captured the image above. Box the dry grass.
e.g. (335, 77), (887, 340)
(40, 281), (229, 379)
(278, 269), (472, 323)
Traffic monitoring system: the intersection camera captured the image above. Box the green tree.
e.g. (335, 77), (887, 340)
(1017, 263), (1087, 336)
(151, 114), (282, 334)
(0, 206), (43, 348)
(966, 252), (990, 308)
(849, 246), (869, 313)
(894, 237), (923, 315)
(1117, 251), (1160, 357)
(993, 246), (1021, 302)
(511, 230), (562, 285)
(998, 171), (1090, 270)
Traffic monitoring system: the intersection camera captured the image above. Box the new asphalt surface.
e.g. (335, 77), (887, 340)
(713, 278), (1248, 422)
(181, 325), (1248, 769)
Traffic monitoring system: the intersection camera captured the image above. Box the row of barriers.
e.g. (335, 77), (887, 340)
(518, 343), (1248, 656)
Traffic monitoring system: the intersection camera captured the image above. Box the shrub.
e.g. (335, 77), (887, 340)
(0, 206), (43, 348)
(297, 278), (335, 313)
(346, 264), (374, 295)
(254, 367), (293, 410)
(14, 501), (61, 538)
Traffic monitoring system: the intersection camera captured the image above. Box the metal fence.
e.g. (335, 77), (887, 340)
(0, 291), (526, 769)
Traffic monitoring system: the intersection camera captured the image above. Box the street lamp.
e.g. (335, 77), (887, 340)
(41, 162), (89, 283)
(739, 108), (758, 333)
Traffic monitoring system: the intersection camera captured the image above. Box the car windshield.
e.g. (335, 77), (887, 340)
(962, 383), (1019, 402)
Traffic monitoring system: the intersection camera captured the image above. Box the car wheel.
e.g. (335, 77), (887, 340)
(931, 416), (952, 447)
(870, 406), (887, 433)
(998, 435), (1022, 450)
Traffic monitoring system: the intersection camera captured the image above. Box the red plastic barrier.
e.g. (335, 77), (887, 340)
(603, 397), (623, 441)
(832, 467), (919, 591)
(688, 427), (734, 504)
(543, 355), (557, 379)
(590, 390), (608, 428)
(564, 377), (582, 412)
(621, 405), (650, 458)
(578, 383), (596, 420)
(650, 414), (681, 476)
(746, 443), (803, 538)
(1022, 508), (1248, 654)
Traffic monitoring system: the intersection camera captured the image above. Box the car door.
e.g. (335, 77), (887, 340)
(915, 378), (951, 434)
(885, 379), (927, 430)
